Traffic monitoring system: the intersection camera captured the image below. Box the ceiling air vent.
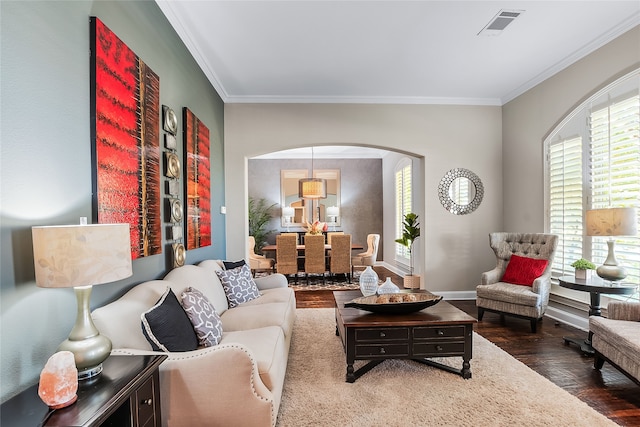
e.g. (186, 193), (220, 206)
(478, 9), (524, 36)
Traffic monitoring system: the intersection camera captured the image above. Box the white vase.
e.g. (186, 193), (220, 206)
(359, 266), (379, 296)
(378, 277), (400, 294)
(575, 269), (592, 280)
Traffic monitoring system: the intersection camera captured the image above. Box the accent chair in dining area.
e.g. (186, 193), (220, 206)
(276, 234), (299, 283)
(329, 233), (352, 283)
(351, 233), (380, 277)
(248, 235), (275, 276)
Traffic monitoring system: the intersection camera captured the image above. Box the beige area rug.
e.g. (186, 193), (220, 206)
(277, 308), (618, 427)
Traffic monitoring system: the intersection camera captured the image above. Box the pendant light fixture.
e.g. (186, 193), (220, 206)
(298, 147), (327, 199)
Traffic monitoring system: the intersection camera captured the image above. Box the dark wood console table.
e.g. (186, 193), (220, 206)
(558, 275), (638, 355)
(334, 290), (476, 383)
(1, 354), (166, 427)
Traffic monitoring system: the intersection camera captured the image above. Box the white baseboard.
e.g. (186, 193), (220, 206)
(545, 306), (589, 332)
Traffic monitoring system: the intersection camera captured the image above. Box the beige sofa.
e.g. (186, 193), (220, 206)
(589, 301), (640, 385)
(92, 260), (296, 427)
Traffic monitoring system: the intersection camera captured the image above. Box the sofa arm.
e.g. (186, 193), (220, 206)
(255, 273), (288, 290)
(113, 344), (274, 427)
(531, 274), (551, 296)
(481, 267), (502, 285)
(607, 301), (640, 321)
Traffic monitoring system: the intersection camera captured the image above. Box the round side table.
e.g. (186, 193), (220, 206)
(558, 275), (638, 355)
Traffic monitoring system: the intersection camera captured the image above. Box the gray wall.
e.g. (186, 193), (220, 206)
(224, 103), (503, 293)
(502, 25), (639, 304)
(248, 158), (384, 256)
(1, 0), (225, 401)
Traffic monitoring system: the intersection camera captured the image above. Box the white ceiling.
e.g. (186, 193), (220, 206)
(157, 1), (639, 106)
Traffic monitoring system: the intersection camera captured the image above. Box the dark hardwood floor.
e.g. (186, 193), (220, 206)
(294, 267), (640, 427)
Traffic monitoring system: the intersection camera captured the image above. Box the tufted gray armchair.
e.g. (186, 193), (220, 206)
(476, 232), (558, 333)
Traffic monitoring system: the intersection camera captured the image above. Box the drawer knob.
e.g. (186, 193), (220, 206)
(380, 332), (386, 337)
(437, 330), (444, 336)
(436, 345), (443, 352)
(380, 348), (386, 354)
(142, 398), (153, 406)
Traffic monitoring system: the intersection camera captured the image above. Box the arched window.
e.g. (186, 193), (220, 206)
(545, 69), (640, 283)
(395, 158), (412, 263)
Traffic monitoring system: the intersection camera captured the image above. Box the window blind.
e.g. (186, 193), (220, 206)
(589, 95), (640, 284)
(549, 137), (584, 277)
(395, 163), (412, 260)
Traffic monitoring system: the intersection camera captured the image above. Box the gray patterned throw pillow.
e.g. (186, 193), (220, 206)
(181, 287), (223, 347)
(215, 264), (261, 308)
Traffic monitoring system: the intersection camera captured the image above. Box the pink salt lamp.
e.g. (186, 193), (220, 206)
(38, 351), (78, 409)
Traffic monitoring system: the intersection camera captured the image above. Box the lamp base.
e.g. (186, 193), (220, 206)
(596, 239), (627, 282)
(596, 264), (627, 282)
(78, 364), (103, 380)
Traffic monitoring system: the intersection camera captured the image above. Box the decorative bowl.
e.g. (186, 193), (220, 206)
(344, 292), (443, 314)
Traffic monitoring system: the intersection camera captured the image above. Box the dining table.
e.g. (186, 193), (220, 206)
(261, 243), (364, 252)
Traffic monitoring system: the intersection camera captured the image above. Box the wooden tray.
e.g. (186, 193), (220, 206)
(344, 292), (443, 314)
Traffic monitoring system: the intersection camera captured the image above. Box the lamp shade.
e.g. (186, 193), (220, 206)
(282, 206), (295, 218)
(32, 224), (133, 288)
(586, 208), (638, 237)
(299, 178), (327, 199)
(326, 206), (339, 217)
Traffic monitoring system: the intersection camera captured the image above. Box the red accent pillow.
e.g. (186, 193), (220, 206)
(501, 254), (549, 286)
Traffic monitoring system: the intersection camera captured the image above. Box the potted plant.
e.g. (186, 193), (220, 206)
(395, 212), (421, 289)
(248, 197), (276, 254)
(571, 258), (596, 280)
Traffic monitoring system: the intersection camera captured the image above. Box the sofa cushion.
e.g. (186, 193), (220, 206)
(501, 254), (548, 286)
(216, 264), (261, 308)
(181, 287), (223, 347)
(223, 259), (246, 270)
(141, 287), (198, 352)
(221, 302), (295, 340)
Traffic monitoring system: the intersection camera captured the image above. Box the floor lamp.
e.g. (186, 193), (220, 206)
(586, 207), (638, 281)
(32, 222), (132, 379)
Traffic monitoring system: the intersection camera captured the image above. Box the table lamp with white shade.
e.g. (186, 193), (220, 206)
(282, 206), (295, 231)
(586, 207), (638, 281)
(31, 221), (132, 379)
(326, 206), (339, 231)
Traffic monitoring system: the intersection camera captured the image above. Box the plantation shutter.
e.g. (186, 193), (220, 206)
(589, 95), (640, 284)
(395, 162), (412, 260)
(548, 137), (584, 278)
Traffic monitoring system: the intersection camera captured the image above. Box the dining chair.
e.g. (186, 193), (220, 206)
(280, 232), (299, 244)
(351, 233), (380, 277)
(329, 234), (351, 283)
(276, 234), (299, 283)
(326, 231), (344, 246)
(304, 234), (326, 285)
(248, 236), (275, 276)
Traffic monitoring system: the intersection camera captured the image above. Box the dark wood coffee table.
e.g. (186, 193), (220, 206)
(334, 290), (477, 383)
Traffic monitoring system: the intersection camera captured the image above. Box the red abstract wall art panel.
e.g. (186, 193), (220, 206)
(90, 17), (161, 259)
(184, 107), (212, 250)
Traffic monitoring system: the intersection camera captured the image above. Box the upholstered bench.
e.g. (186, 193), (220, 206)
(589, 301), (640, 385)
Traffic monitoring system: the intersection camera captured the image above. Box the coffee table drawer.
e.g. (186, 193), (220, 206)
(413, 326), (466, 339)
(413, 341), (465, 357)
(355, 344), (409, 358)
(355, 328), (409, 342)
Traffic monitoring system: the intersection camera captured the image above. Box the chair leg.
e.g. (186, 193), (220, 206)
(530, 318), (537, 333)
(477, 307), (484, 321)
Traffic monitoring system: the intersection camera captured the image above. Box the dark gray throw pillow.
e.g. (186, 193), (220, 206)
(141, 287), (198, 352)
(223, 259), (246, 270)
